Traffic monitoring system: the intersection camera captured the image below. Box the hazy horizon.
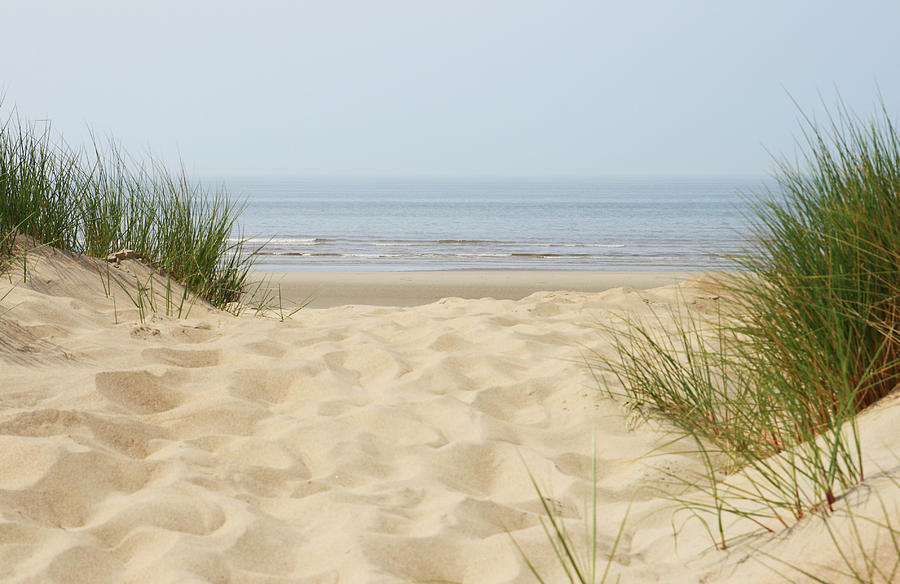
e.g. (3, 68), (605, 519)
(207, 172), (772, 180)
(3, 1), (899, 178)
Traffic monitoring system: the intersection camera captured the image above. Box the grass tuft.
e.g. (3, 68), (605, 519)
(0, 105), (259, 310)
(594, 97), (900, 551)
(507, 451), (629, 584)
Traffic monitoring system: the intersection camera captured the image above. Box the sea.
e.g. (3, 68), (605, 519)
(221, 176), (769, 271)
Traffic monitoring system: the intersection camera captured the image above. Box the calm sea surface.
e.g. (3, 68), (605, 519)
(221, 177), (768, 271)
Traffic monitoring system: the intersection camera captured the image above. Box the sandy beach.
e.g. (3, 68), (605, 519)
(1, 246), (897, 583)
(249, 270), (704, 308)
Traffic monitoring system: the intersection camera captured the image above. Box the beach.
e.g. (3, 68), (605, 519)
(1, 245), (897, 583)
(250, 269), (703, 308)
(2, 1), (898, 579)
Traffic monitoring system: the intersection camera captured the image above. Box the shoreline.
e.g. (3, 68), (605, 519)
(248, 269), (708, 308)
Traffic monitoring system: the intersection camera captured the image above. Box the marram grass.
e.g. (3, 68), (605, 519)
(507, 451), (629, 584)
(0, 107), (258, 310)
(595, 98), (900, 552)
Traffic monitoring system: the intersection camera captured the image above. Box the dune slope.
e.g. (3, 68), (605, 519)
(0, 246), (897, 583)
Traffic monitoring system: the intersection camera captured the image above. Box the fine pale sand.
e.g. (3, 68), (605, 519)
(250, 270), (704, 308)
(1, 246), (898, 583)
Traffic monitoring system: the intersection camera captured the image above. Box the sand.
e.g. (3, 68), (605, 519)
(0, 246), (897, 583)
(248, 270), (704, 308)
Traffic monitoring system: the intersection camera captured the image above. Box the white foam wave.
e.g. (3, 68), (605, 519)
(243, 237), (321, 245)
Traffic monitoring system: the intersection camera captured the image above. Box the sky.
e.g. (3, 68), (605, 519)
(2, 0), (899, 178)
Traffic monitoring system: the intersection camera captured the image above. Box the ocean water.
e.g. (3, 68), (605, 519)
(222, 177), (766, 271)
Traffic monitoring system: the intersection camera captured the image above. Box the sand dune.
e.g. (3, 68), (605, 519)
(0, 246), (897, 583)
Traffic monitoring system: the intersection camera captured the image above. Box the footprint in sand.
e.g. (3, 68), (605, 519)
(141, 347), (220, 368)
(242, 339), (288, 358)
(0, 438), (151, 529)
(95, 370), (185, 414)
(229, 368), (296, 404)
(0, 408), (165, 458)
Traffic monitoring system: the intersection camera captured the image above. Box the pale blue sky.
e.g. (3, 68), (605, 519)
(2, 0), (899, 177)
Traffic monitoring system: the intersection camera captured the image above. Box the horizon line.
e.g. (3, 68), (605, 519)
(197, 172), (772, 182)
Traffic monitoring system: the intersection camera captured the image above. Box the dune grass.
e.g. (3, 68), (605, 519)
(0, 107), (258, 310)
(761, 491), (900, 584)
(507, 453), (629, 584)
(594, 99), (900, 555)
